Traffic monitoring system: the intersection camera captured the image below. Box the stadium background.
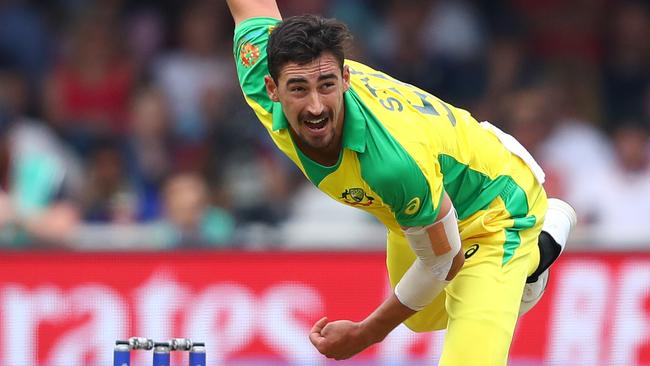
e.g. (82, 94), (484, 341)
(0, 0), (648, 365)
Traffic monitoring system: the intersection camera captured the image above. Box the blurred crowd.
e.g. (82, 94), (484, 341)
(0, 0), (648, 250)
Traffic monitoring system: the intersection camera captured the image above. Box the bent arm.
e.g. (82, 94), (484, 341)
(359, 193), (464, 341)
(226, 0), (281, 26)
(395, 192), (464, 310)
(404, 192), (464, 281)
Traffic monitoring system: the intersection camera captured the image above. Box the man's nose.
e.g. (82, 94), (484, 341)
(306, 91), (325, 116)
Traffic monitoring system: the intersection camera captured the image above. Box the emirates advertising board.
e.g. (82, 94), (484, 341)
(0, 251), (648, 366)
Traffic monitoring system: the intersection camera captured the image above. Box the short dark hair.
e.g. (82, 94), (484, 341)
(267, 15), (352, 82)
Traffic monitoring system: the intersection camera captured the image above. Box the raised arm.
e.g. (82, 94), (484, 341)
(226, 0), (281, 26)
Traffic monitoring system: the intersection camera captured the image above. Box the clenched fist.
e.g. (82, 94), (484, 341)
(308, 317), (376, 360)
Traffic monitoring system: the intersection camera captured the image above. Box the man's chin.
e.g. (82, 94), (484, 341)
(304, 138), (331, 150)
(300, 129), (333, 148)
(307, 133), (340, 150)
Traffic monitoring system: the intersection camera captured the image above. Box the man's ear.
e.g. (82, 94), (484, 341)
(264, 75), (280, 102)
(342, 65), (351, 92)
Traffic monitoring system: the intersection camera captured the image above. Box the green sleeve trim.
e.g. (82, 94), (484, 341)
(233, 17), (281, 112)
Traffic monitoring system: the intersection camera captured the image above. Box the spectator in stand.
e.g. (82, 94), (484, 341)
(218, 140), (297, 229)
(328, 0), (377, 62)
(197, 83), (300, 229)
(124, 6), (165, 73)
(538, 70), (614, 222)
(369, 1), (441, 97)
(43, 8), (134, 154)
(154, 0), (236, 147)
(157, 172), (235, 248)
(574, 119), (650, 246)
(155, 0), (297, 231)
(420, 0), (487, 105)
(0, 69), (83, 248)
(81, 138), (139, 224)
(601, 1), (650, 132)
(471, 31), (544, 122)
(0, 1), (52, 101)
(510, 0), (606, 67)
(125, 86), (173, 221)
(499, 85), (565, 199)
(369, 0), (495, 108)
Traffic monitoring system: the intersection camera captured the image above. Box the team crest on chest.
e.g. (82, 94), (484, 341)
(341, 188), (374, 206)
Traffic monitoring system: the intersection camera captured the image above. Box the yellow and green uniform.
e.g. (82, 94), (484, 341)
(234, 17), (547, 366)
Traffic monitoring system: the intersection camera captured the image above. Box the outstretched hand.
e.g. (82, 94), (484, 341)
(309, 317), (376, 360)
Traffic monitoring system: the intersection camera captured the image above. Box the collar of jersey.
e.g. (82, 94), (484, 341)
(271, 89), (367, 153)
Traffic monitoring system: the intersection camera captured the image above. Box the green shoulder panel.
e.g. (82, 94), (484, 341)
(356, 102), (441, 227)
(233, 17), (280, 112)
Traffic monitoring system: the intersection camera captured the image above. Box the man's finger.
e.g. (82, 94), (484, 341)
(310, 316), (329, 334)
(309, 330), (325, 348)
(309, 317), (329, 351)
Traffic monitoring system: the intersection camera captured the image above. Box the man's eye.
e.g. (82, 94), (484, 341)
(322, 83), (335, 89)
(291, 87), (305, 92)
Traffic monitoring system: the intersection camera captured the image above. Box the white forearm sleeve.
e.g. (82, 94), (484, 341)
(395, 207), (462, 311)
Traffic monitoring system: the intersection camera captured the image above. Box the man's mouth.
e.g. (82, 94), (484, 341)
(304, 116), (328, 130)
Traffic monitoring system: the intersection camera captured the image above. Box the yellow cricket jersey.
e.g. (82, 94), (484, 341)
(234, 17), (541, 263)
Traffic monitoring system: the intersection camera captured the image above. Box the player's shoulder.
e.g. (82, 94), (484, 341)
(345, 59), (398, 85)
(344, 59), (375, 73)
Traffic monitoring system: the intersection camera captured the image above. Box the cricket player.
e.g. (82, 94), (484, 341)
(226, 1), (577, 365)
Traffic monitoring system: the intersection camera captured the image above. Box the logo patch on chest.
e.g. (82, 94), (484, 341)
(341, 188), (375, 206)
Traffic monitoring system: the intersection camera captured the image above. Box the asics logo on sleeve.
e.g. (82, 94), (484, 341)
(405, 197), (421, 215)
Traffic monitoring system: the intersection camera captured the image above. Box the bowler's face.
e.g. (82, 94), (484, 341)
(265, 53), (350, 152)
